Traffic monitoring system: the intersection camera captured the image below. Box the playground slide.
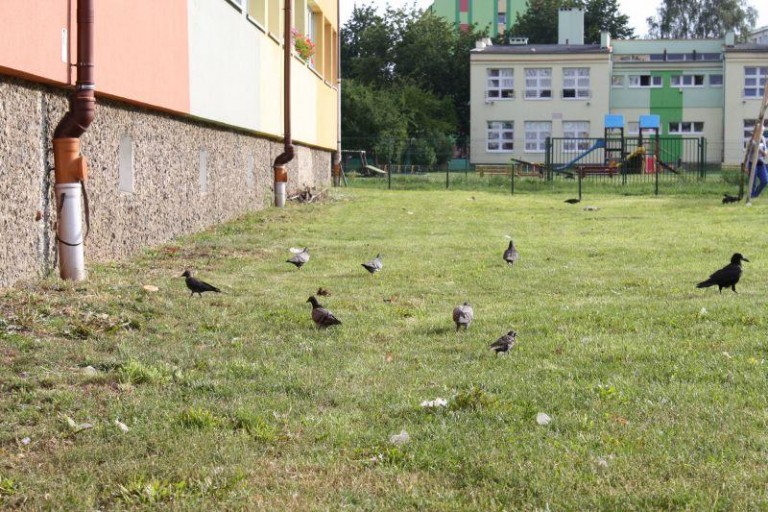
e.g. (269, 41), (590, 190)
(552, 139), (606, 172)
(364, 165), (388, 175)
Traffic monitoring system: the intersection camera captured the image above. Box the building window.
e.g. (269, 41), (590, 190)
(487, 121), (514, 152)
(486, 68), (514, 99)
(524, 68), (552, 99)
(248, 0), (266, 26)
(227, 0), (245, 9)
(668, 121), (704, 134)
(744, 66), (768, 98)
(524, 121), (551, 152)
(743, 119), (768, 147)
(627, 121), (639, 135)
(562, 67), (590, 99)
(563, 121), (590, 151)
(709, 74), (723, 87)
(671, 75), (704, 87)
(611, 75), (624, 87)
(628, 75), (662, 88)
(497, 12), (506, 25)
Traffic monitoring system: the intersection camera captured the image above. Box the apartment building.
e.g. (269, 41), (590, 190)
(469, 10), (768, 166)
(0, 0), (339, 286)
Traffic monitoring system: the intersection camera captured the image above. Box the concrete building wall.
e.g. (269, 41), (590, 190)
(470, 51), (610, 164)
(0, 74), (329, 288)
(723, 51), (768, 164)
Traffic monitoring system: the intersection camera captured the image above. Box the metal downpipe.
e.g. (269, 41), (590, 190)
(52, 0), (95, 281)
(273, 0), (294, 207)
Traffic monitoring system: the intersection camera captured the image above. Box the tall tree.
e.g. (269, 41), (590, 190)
(509, 0), (634, 44)
(341, 4), (486, 161)
(646, 0), (757, 40)
(583, 0), (634, 43)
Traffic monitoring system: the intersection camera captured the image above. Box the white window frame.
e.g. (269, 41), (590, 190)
(611, 75), (624, 88)
(562, 68), (590, 99)
(628, 75), (663, 88)
(744, 66), (768, 98)
(524, 121), (551, 153)
(487, 121), (514, 152)
(709, 74), (723, 87)
(562, 121), (591, 151)
(524, 68), (552, 100)
(486, 68), (515, 99)
(670, 75), (705, 87)
(668, 121), (704, 135)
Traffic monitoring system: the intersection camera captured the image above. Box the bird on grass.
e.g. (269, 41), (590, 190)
(362, 254), (383, 274)
(307, 296), (342, 328)
(286, 247), (310, 269)
(452, 302), (474, 332)
(503, 241), (519, 265)
(317, 287), (331, 296)
(564, 198), (581, 204)
(181, 270), (221, 297)
(490, 330), (517, 355)
(696, 253), (749, 293)
(722, 193), (740, 204)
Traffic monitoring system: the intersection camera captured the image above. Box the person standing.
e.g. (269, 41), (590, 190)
(750, 136), (768, 198)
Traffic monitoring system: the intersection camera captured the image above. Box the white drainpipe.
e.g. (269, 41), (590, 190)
(55, 182), (86, 281)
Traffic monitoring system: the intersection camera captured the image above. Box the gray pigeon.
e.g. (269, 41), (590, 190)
(287, 247), (310, 269)
(503, 241), (519, 265)
(490, 330), (517, 355)
(362, 253), (383, 274)
(181, 270), (221, 297)
(452, 302), (474, 331)
(307, 296), (342, 328)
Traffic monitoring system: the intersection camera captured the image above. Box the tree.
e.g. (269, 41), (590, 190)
(341, 5), (395, 85)
(583, 0), (634, 43)
(646, 0), (757, 40)
(341, 4), (485, 163)
(509, 0), (634, 44)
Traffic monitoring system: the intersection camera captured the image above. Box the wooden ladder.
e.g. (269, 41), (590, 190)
(744, 80), (768, 204)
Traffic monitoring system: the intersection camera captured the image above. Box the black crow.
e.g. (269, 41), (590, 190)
(452, 302), (474, 331)
(181, 270), (221, 297)
(564, 198), (581, 204)
(287, 247), (310, 269)
(362, 254), (383, 274)
(503, 240), (519, 265)
(307, 296), (342, 328)
(722, 194), (740, 204)
(696, 253), (749, 293)
(490, 330), (517, 355)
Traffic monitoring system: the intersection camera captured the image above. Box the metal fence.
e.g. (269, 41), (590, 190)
(342, 136), (744, 197)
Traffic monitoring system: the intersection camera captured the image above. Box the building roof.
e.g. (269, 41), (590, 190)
(471, 44), (608, 55)
(725, 43), (768, 53)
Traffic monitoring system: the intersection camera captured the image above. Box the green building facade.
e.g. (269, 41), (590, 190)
(426, 0), (527, 37)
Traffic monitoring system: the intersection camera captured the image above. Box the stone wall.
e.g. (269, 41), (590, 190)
(0, 74), (331, 287)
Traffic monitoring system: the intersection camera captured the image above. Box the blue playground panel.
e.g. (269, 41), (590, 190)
(639, 115), (661, 130)
(604, 114), (624, 129)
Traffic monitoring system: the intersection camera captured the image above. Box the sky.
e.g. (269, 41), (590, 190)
(339, 0), (768, 37)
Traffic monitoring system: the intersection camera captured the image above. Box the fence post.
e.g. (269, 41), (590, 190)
(545, 137), (552, 181)
(510, 162), (515, 195)
(446, 167), (449, 189)
(699, 137), (706, 179)
(388, 163), (391, 190)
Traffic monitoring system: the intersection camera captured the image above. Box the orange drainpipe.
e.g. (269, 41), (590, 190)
(52, 0), (95, 281)
(273, 0), (295, 207)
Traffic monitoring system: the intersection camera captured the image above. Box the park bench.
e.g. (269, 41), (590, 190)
(575, 164), (618, 178)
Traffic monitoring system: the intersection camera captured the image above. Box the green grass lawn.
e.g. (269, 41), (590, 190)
(2, 189), (768, 510)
